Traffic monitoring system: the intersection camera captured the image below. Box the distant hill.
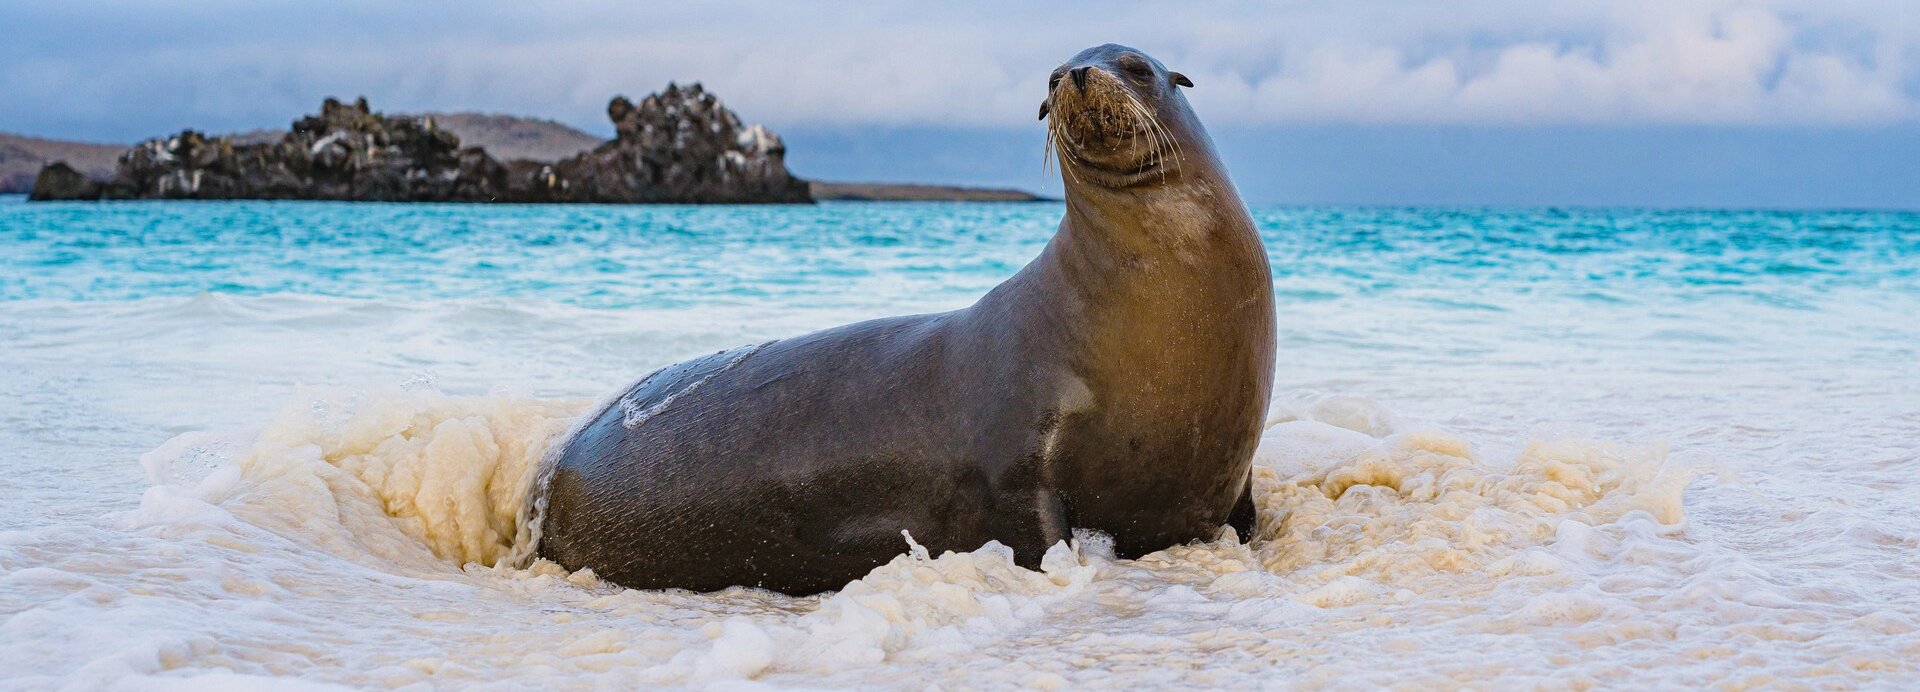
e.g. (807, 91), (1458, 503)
(0, 133), (121, 193)
(212, 113), (606, 163)
(414, 112), (606, 162)
(810, 181), (1051, 202)
(224, 129), (285, 146)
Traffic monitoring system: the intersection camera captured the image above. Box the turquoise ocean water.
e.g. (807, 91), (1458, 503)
(5, 197), (1915, 307)
(3, 195), (1918, 687)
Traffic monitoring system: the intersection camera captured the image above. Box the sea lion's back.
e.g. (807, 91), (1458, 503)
(537, 312), (994, 593)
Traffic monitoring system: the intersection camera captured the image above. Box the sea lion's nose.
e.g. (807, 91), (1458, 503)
(1070, 67), (1091, 93)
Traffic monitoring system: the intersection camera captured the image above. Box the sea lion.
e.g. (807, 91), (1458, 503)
(537, 44), (1275, 595)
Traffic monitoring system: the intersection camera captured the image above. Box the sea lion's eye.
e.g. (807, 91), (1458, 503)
(1049, 74), (1063, 90)
(1125, 63), (1153, 80)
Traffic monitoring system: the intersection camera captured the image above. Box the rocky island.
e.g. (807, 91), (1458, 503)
(29, 84), (812, 204)
(516, 83), (809, 203)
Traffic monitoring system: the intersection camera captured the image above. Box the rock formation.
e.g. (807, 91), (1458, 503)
(30, 98), (509, 202)
(30, 87), (811, 204)
(28, 161), (95, 200)
(518, 82), (811, 203)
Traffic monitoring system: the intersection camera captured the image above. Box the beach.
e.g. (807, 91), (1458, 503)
(2, 198), (1918, 687)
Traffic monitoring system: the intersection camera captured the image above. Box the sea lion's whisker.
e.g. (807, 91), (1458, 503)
(1125, 93), (1173, 174)
(1113, 95), (1155, 173)
(1121, 92), (1175, 179)
(1124, 107), (1156, 174)
(1147, 109), (1175, 176)
(1133, 101), (1165, 175)
(1043, 120), (1056, 175)
(1117, 93), (1155, 162)
(1124, 89), (1183, 175)
(1148, 112), (1182, 177)
(1047, 111), (1084, 184)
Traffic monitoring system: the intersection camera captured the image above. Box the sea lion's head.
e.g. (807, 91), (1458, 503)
(1040, 44), (1201, 189)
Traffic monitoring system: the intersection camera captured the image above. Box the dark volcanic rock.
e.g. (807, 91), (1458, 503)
(524, 82), (811, 204)
(28, 161), (98, 200)
(27, 98), (495, 202)
(29, 89), (811, 204)
(79, 98), (510, 202)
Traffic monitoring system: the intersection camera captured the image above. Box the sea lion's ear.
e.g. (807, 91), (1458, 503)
(1171, 72), (1194, 88)
(1038, 102), (1050, 120)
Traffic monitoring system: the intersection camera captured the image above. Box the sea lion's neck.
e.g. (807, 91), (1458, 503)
(977, 160), (1270, 367)
(1059, 125), (1252, 248)
(1053, 162), (1264, 293)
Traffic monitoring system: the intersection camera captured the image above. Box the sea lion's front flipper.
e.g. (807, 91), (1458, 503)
(1002, 487), (1074, 570)
(1227, 472), (1256, 542)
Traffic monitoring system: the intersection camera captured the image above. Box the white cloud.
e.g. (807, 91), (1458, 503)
(1, 0), (1917, 139)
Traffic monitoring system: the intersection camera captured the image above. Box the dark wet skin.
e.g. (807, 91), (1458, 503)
(539, 44), (1276, 595)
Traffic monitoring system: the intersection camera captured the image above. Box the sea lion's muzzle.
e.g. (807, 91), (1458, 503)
(1049, 68), (1135, 142)
(1046, 66), (1158, 171)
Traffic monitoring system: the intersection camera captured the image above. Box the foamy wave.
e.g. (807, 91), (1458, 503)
(141, 386), (588, 571)
(83, 390), (1756, 687)
(147, 385), (1692, 589)
(1248, 422), (1693, 599)
(652, 537), (1106, 681)
(141, 386), (1694, 606)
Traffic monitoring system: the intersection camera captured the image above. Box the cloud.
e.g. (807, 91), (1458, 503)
(1, 0), (1917, 140)
(1189, 1), (1920, 125)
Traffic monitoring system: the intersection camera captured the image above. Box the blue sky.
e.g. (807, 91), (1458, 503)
(5, 1), (1919, 207)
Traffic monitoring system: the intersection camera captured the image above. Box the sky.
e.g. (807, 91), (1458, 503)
(4, 0), (1919, 207)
